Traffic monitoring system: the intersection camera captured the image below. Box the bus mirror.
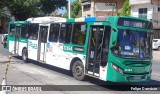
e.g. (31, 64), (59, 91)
(111, 27), (118, 47)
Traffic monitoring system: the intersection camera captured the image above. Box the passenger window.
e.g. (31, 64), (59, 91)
(28, 24), (39, 40)
(49, 23), (60, 42)
(21, 24), (29, 38)
(59, 23), (72, 43)
(10, 24), (15, 37)
(72, 23), (87, 45)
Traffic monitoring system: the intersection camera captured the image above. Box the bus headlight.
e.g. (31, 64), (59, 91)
(112, 64), (124, 75)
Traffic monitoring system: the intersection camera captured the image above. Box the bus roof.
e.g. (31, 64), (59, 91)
(26, 16), (151, 24)
(65, 17), (108, 22)
(63, 16), (151, 23)
(27, 16), (66, 23)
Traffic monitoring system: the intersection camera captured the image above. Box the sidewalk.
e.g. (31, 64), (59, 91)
(0, 54), (9, 63)
(0, 54), (11, 94)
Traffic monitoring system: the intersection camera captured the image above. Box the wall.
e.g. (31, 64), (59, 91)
(131, 3), (153, 20)
(82, 0), (125, 17)
(130, 0), (151, 5)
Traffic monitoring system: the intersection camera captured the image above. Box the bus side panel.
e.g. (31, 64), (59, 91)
(28, 40), (38, 61)
(59, 52), (86, 70)
(46, 42), (60, 67)
(46, 42), (86, 71)
(99, 65), (108, 81)
(9, 40), (15, 53)
(18, 42), (27, 56)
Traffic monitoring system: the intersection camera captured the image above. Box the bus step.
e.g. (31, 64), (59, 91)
(38, 60), (45, 63)
(95, 68), (99, 73)
(86, 73), (99, 78)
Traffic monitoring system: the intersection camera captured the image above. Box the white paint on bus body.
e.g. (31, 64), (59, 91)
(46, 42), (85, 71)
(99, 65), (108, 81)
(28, 40), (38, 61)
(9, 40), (27, 56)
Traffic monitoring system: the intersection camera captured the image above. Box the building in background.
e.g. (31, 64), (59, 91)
(130, 0), (160, 39)
(81, 0), (125, 17)
(152, 0), (160, 39)
(130, 0), (152, 20)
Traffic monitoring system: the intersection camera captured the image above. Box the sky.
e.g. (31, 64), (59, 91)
(58, 0), (75, 15)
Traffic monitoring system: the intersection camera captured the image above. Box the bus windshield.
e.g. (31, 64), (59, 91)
(112, 29), (152, 59)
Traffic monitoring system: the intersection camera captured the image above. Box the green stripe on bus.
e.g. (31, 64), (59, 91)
(67, 18), (75, 22)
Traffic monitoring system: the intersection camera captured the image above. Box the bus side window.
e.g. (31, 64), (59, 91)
(72, 23), (87, 45)
(59, 23), (72, 43)
(28, 24), (39, 40)
(10, 24), (15, 37)
(49, 23), (60, 42)
(21, 24), (29, 38)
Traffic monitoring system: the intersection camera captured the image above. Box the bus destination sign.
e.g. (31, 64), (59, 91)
(117, 17), (153, 29)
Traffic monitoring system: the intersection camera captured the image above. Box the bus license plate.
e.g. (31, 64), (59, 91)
(134, 76), (142, 80)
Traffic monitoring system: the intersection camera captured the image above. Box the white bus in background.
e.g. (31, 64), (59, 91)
(153, 39), (160, 50)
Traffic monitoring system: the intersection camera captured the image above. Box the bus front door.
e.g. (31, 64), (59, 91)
(14, 26), (21, 54)
(37, 26), (49, 62)
(87, 25), (110, 77)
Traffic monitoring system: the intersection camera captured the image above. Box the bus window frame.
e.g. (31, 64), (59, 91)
(28, 23), (39, 40)
(21, 24), (29, 39)
(49, 23), (60, 43)
(59, 22), (73, 43)
(72, 22), (87, 46)
(9, 24), (16, 37)
(111, 28), (153, 60)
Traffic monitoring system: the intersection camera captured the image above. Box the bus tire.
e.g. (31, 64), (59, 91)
(72, 61), (85, 81)
(22, 48), (28, 63)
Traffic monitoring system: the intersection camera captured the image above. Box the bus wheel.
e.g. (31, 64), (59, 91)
(72, 61), (85, 81)
(22, 49), (28, 63)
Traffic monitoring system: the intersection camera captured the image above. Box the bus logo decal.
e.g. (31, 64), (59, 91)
(94, 22), (102, 25)
(73, 46), (84, 52)
(63, 45), (72, 51)
(28, 41), (38, 49)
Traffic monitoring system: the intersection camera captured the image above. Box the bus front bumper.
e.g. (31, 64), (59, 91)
(107, 64), (152, 83)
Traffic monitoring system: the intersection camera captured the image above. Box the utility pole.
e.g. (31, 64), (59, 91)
(68, 0), (71, 18)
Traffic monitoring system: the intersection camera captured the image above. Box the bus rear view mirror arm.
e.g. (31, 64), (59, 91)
(111, 27), (118, 47)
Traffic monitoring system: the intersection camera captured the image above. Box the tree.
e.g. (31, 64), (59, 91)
(1, 0), (67, 20)
(120, 0), (131, 16)
(71, 0), (82, 18)
(40, 0), (67, 15)
(63, 12), (68, 18)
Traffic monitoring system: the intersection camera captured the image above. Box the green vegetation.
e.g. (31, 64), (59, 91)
(63, 0), (82, 18)
(0, 0), (67, 20)
(71, 0), (82, 18)
(120, 0), (131, 16)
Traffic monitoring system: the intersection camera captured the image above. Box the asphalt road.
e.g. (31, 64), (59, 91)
(0, 35), (160, 94)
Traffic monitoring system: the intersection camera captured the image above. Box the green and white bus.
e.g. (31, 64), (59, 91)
(8, 16), (153, 82)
